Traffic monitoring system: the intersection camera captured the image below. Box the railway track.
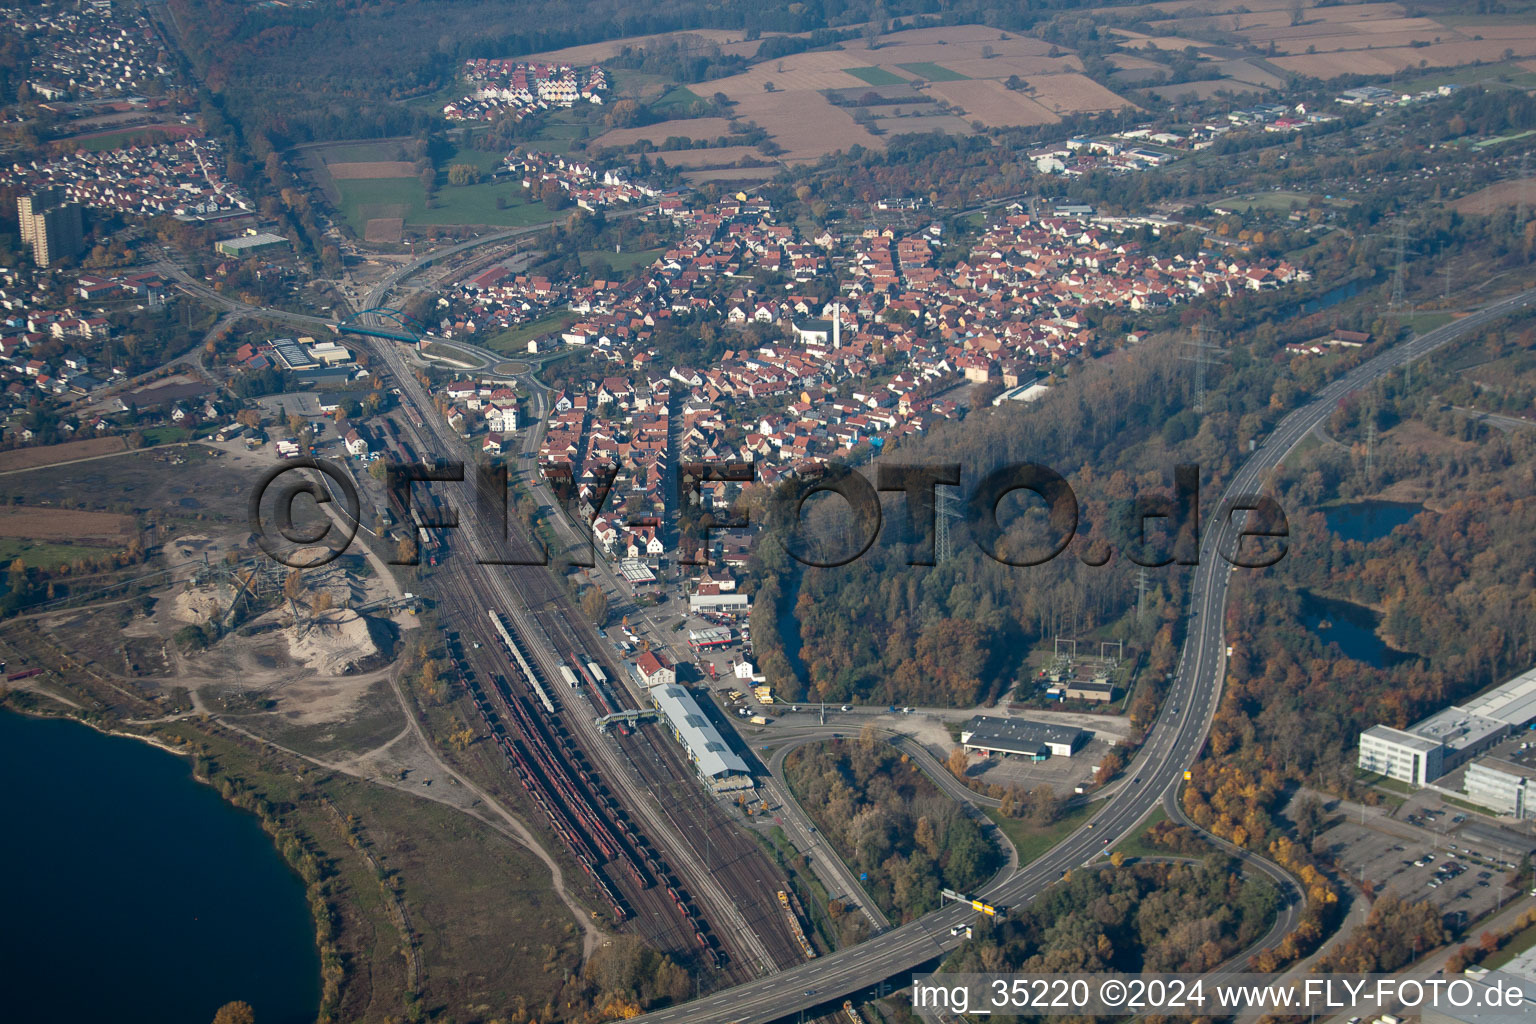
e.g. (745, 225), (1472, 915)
(368, 354), (804, 976)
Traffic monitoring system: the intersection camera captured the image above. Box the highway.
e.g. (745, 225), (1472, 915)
(622, 288), (1536, 1024)
(170, 221), (1533, 1019)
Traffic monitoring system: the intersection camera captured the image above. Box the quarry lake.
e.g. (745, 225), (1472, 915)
(0, 710), (319, 1024)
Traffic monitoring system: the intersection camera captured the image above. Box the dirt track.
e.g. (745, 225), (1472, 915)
(0, 437), (126, 473)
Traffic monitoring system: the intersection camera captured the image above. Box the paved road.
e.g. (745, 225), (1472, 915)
(622, 290), (1536, 1024)
(169, 224), (1535, 1022)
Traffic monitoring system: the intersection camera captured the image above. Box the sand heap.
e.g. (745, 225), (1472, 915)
(285, 608), (378, 675)
(173, 584), (232, 624)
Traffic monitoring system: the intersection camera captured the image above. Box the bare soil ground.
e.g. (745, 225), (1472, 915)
(724, 89), (882, 163)
(689, 24), (1127, 159)
(927, 79), (1061, 127)
(645, 145), (770, 168)
(1453, 179), (1535, 215)
(1103, 1), (1536, 79)
(326, 161), (416, 179)
(1022, 72), (1135, 114)
(364, 217), (405, 244)
(0, 436), (126, 473)
(0, 507), (135, 544)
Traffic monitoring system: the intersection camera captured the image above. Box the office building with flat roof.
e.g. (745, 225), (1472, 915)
(1358, 724), (1447, 786)
(1357, 665), (1536, 787)
(961, 716), (1087, 759)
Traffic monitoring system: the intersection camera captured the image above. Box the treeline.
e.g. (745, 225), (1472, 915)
(747, 314), (1306, 707)
(1312, 893), (1448, 973)
(946, 857), (1278, 975)
(783, 733), (1001, 922)
(1172, 311), (1536, 969)
(1215, 312), (1536, 785)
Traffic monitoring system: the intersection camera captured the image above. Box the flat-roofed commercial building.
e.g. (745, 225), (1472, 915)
(1458, 666), (1536, 727)
(269, 338), (317, 371)
(1357, 665), (1536, 787)
(1412, 707), (1510, 772)
(1358, 724), (1447, 786)
(215, 231), (290, 258)
(688, 591), (749, 614)
(650, 684), (751, 791)
(960, 715), (1087, 760)
(1464, 756), (1536, 820)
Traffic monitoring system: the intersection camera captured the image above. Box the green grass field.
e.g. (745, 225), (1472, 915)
(334, 176), (552, 232)
(66, 126), (190, 152)
(650, 84), (703, 112)
(897, 62), (970, 81)
(140, 426), (193, 445)
(1111, 807), (1171, 860)
(844, 66), (906, 86)
(0, 537), (121, 569)
(987, 803), (1095, 866)
(1484, 920), (1536, 970)
(484, 309), (578, 354)
(323, 141), (562, 232)
(316, 139), (415, 163)
(578, 246), (665, 275)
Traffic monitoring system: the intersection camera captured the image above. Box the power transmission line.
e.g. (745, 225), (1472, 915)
(1179, 324), (1226, 415)
(934, 483), (962, 563)
(1387, 216), (1408, 315)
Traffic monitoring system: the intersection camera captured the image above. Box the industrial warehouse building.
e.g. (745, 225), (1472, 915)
(960, 716), (1087, 760)
(1358, 666), (1536, 792)
(1065, 679), (1116, 702)
(650, 684), (752, 791)
(214, 231), (290, 258)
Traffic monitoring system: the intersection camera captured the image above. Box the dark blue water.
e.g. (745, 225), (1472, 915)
(1278, 276), (1372, 320)
(0, 711), (320, 1024)
(1300, 591), (1412, 668)
(1323, 500), (1424, 543)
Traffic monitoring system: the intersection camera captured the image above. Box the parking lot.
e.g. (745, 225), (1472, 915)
(964, 735), (1115, 794)
(1317, 803), (1524, 930)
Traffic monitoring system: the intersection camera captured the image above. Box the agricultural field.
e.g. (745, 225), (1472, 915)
(896, 61), (971, 82)
(302, 139), (552, 237)
(844, 66), (906, 87)
(927, 80), (1060, 126)
(871, 113), (982, 136)
(646, 146), (768, 168)
(1104, 0), (1536, 83)
(591, 117), (736, 148)
(0, 508), (137, 547)
(1452, 178), (1536, 215)
(0, 437), (127, 473)
(689, 23), (1122, 159)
